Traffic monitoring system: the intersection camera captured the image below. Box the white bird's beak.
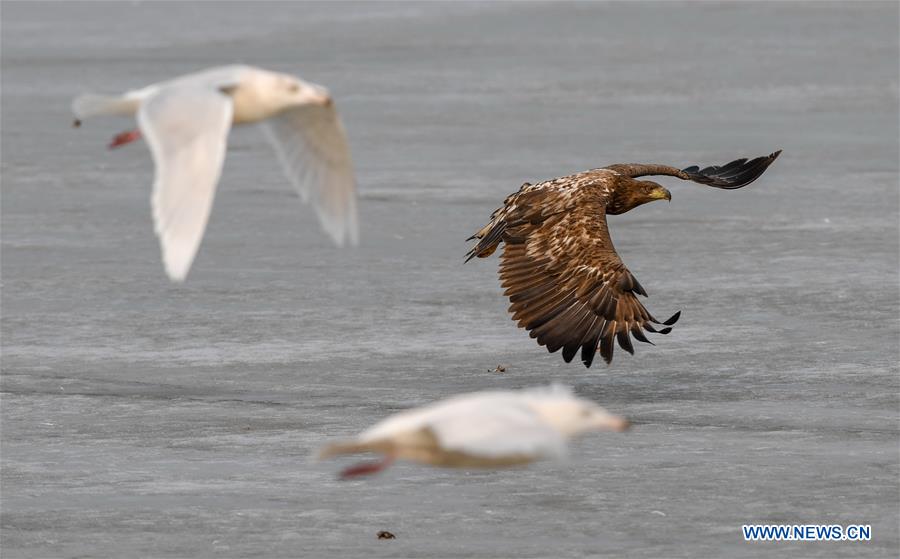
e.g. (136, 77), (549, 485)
(310, 85), (333, 107)
(596, 414), (631, 432)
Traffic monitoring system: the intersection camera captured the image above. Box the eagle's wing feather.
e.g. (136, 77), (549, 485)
(605, 150), (781, 190)
(491, 174), (678, 367)
(681, 150), (781, 190)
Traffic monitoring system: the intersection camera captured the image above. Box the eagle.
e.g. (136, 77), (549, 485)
(466, 151), (781, 367)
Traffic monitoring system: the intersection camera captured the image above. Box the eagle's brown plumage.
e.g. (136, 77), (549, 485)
(466, 151), (781, 367)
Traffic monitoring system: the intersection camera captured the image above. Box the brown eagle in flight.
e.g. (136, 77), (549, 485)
(466, 151), (781, 367)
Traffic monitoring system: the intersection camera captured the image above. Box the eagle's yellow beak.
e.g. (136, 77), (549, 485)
(652, 188), (672, 202)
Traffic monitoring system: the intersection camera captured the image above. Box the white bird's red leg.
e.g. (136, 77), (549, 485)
(339, 455), (396, 479)
(108, 129), (142, 149)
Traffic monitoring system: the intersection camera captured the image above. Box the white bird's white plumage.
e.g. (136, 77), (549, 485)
(72, 65), (358, 282)
(360, 389), (570, 459)
(319, 385), (630, 472)
(263, 104), (359, 246)
(139, 86), (233, 281)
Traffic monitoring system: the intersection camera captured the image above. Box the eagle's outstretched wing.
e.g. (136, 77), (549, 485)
(605, 150), (781, 190)
(469, 174), (678, 367)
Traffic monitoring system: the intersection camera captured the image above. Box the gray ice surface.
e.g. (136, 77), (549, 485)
(2, 1), (898, 558)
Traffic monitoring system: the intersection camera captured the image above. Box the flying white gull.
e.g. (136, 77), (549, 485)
(72, 65), (359, 282)
(318, 385), (629, 478)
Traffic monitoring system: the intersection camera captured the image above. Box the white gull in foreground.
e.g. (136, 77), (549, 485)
(72, 65), (358, 282)
(318, 385), (629, 478)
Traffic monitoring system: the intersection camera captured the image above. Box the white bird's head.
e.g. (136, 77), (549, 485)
(230, 69), (333, 124)
(273, 73), (332, 108)
(527, 391), (630, 436)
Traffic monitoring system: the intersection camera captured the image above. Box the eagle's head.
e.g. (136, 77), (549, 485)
(639, 180), (672, 203)
(607, 180), (671, 215)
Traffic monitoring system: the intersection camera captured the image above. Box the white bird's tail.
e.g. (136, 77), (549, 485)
(72, 93), (140, 120)
(316, 440), (377, 461)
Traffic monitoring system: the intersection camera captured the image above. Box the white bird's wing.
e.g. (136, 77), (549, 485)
(360, 393), (566, 460)
(262, 103), (358, 246)
(430, 402), (567, 460)
(138, 86), (234, 282)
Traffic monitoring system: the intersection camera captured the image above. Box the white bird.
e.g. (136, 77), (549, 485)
(318, 385), (630, 478)
(72, 65), (358, 282)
